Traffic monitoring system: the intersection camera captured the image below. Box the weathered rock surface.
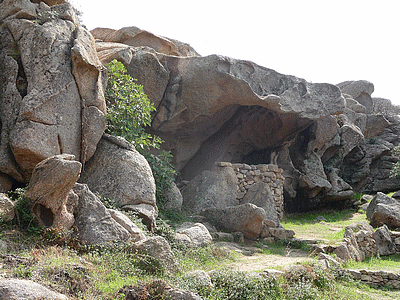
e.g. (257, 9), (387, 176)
(202, 203), (267, 240)
(340, 114), (400, 194)
(168, 289), (203, 300)
(175, 222), (213, 248)
(25, 154), (81, 229)
(123, 203), (158, 232)
(343, 226), (364, 261)
(132, 236), (179, 274)
(108, 209), (146, 242)
(96, 31), (384, 211)
(0, 193), (15, 222)
(0, 278), (68, 300)
(72, 183), (131, 245)
(367, 192), (400, 229)
(80, 134), (156, 208)
(0, 174), (13, 193)
(94, 35), (346, 186)
(337, 80), (374, 113)
(2, 7), (400, 219)
(241, 182), (279, 226)
(373, 225), (396, 256)
(162, 181), (183, 211)
(181, 165), (238, 213)
(91, 26), (200, 57)
(267, 227), (295, 240)
(0, 1), (105, 183)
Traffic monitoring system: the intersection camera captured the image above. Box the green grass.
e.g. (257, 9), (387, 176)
(282, 209), (368, 243)
(345, 253), (400, 272)
(175, 244), (235, 272)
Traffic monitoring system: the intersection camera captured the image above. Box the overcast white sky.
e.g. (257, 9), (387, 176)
(70, 0), (400, 105)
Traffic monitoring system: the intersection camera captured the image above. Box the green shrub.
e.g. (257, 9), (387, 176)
(205, 269), (280, 300)
(142, 151), (177, 208)
(105, 59), (162, 150)
(153, 218), (177, 246)
(283, 265), (335, 300)
(7, 188), (41, 235)
(15, 263), (31, 278)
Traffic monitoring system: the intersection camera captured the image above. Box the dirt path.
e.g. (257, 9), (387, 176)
(225, 249), (314, 272)
(215, 241), (315, 272)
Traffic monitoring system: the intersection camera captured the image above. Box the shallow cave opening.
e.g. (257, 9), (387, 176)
(284, 189), (311, 213)
(11, 180), (27, 190)
(32, 204), (54, 227)
(241, 149), (272, 165)
(239, 146), (282, 166)
(288, 125), (314, 169)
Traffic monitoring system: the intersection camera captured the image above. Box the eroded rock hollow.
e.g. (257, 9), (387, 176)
(93, 26), (400, 212)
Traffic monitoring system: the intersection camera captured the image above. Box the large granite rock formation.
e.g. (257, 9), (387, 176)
(0, 1), (105, 185)
(93, 25), (400, 212)
(2, 4), (400, 216)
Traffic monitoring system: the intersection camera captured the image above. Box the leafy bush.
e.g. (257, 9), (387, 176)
(283, 265), (334, 300)
(105, 59), (162, 150)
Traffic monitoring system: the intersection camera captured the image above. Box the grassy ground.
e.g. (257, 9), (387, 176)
(3, 208), (400, 299)
(283, 209), (368, 243)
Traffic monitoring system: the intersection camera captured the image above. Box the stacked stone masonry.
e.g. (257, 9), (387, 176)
(343, 269), (400, 289)
(354, 230), (377, 258)
(219, 163), (285, 220)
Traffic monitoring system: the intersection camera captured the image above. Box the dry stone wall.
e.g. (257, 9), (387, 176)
(343, 269), (400, 289)
(216, 162), (285, 220)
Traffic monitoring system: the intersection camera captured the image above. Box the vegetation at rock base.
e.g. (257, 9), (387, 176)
(104, 59), (177, 209)
(2, 206), (400, 299)
(5, 188), (40, 236)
